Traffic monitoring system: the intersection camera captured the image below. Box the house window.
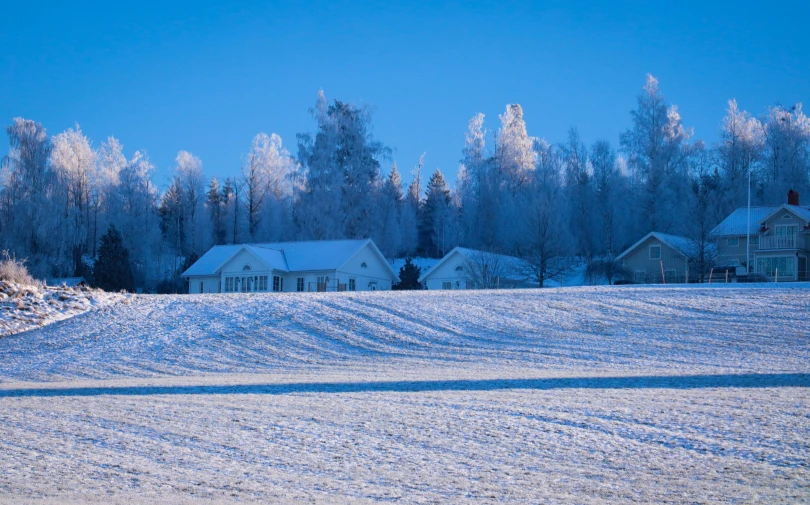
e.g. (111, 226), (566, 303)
(783, 214), (792, 219)
(634, 271), (646, 284)
(243, 264), (251, 271)
(442, 281), (452, 290)
(241, 276), (252, 292)
(664, 269), (677, 283)
(258, 276), (268, 291)
(466, 280), (474, 289)
(360, 262), (367, 268)
(750, 236), (759, 246)
(297, 278), (305, 292)
(727, 238), (739, 247)
(757, 256), (795, 277)
(225, 277), (234, 292)
(455, 265), (464, 272)
(200, 281), (204, 293)
(317, 276), (326, 292)
(649, 245), (661, 259)
(273, 276), (283, 292)
(349, 278), (356, 291)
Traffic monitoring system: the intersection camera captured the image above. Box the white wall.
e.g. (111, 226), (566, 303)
(188, 276), (221, 294)
(337, 243), (396, 291)
(423, 251), (469, 290)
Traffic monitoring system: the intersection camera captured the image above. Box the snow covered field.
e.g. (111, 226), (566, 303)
(0, 286), (808, 503)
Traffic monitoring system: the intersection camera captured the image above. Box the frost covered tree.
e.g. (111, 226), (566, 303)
(173, 151), (205, 255)
(93, 137), (127, 256)
(761, 104), (810, 202)
(459, 113), (495, 247)
(0, 118), (53, 276)
(115, 150), (158, 285)
(295, 91), (390, 240)
(716, 99), (764, 212)
(242, 133), (295, 241)
(494, 105), (537, 250)
(561, 128), (593, 259)
(589, 140), (626, 256)
(687, 141), (722, 279)
(377, 163), (404, 257)
(50, 125), (96, 275)
(518, 139), (572, 286)
(620, 74), (692, 235)
(495, 105), (535, 193)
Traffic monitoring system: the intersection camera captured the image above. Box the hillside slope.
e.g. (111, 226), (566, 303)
(1, 285), (808, 382)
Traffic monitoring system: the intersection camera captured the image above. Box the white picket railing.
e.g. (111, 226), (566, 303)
(759, 234), (797, 249)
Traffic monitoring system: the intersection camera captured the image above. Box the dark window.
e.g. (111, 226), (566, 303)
(297, 278), (305, 292)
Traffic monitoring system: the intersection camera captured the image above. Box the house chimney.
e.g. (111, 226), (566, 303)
(788, 189), (799, 206)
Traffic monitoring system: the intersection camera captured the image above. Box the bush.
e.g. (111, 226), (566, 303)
(393, 258), (422, 290)
(0, 250), (37, 285)
(586, 258), (630, 286)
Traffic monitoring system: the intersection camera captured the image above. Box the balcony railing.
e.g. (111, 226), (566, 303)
(759, 234), (797, 249)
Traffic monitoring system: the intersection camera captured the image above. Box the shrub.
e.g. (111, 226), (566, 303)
(586, 258), (630, 286)
(0, 250), (37, 285)
(393, 258), (422, 290)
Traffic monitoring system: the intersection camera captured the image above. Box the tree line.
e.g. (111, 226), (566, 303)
(1, 75), (808, 290)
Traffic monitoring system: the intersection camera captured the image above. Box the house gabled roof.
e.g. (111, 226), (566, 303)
(616, 232), (712, 261)
(710, 205), (810, 237)
(182, 239), (396, 279)
(709, 207), (780, 237)
(756, 204), (810, 228)
(418, 247), (529, 283)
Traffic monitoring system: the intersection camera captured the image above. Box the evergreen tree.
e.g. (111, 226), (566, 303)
(393, 258), (422, 290)
(207, 178), (226, 245)
(418, 169), (451, 257)
(93, 225), (134, 292)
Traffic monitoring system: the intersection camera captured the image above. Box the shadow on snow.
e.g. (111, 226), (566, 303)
(0, 373), (808, 398)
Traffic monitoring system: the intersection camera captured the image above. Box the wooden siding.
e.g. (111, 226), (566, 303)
(621, 236), (689, 284)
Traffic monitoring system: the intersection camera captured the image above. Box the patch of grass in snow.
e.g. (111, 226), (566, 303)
(0, 250), (38, 286)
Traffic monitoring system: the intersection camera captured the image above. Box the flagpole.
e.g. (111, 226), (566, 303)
(746, 167), (751, 275)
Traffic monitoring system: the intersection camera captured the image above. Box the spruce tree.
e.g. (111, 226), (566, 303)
(418, 169), (451, 257)
(93, 225), (135, 292)
(393, 258), (422, 290)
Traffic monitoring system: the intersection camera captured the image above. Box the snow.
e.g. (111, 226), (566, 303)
(709, 206), (794, 237)
(0, 280), (125, 338)
(0, 285), (808, 503)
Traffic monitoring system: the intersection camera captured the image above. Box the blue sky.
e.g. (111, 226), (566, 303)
(1, 1), (808, 188)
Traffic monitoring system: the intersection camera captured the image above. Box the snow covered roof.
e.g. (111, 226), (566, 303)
(182, 239), (393, 277)
(418, 247), (530, 283)
(710, 205), (810, 237)
(616, 232), (714, 261)
(757, 204), (810, 227)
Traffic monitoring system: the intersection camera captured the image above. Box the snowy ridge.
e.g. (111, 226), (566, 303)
(1, 285), (808, 382)
(0, 281), (126, 338)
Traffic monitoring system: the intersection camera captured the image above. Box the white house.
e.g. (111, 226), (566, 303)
(182, 239), (399, 294)
(418, 247), (534, 290)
